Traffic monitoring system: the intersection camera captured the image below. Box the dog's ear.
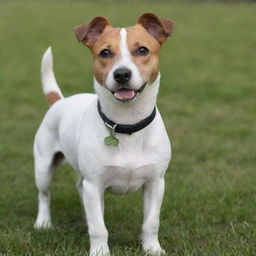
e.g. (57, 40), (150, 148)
(137, 13), (175, 45)
(73, 17), (110, 47)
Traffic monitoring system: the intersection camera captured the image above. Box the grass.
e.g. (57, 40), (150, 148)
(0, 0), (256, 255)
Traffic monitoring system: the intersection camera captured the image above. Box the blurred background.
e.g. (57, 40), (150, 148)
(0, 0), (255, 255)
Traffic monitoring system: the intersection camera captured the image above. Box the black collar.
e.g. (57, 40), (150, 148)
(97, 100), (156, 135)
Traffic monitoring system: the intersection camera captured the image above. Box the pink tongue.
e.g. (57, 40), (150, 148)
(114, 89), (135, 100)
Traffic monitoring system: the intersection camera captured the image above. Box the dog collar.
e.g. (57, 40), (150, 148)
(97, 100), (156, 135)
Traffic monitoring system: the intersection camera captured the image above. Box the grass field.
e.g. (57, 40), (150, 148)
(0, 0), (256, 255)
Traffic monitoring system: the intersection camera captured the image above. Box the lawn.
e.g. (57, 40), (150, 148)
(0, 0), (256, 255)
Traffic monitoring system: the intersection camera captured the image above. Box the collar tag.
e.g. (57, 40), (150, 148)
(104, 123), (119, 147)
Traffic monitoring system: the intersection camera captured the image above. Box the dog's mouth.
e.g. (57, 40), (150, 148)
(111, 82), (147, 102)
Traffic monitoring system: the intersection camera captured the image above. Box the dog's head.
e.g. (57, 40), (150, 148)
(74, 13), (175, 102)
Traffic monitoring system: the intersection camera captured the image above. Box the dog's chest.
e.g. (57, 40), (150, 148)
(76, 106), (171, 194)
(100, 143), (162, 194)
(103, 158), (156, 194)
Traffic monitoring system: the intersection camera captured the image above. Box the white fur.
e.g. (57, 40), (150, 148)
(41, 47), (63, 97)
(34, 43), (171, 256)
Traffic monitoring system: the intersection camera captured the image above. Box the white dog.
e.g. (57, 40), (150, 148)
(34, 13), (175, 256)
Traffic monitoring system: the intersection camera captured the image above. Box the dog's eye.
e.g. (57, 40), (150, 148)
(134, 46), (149, 56)
(99, 49), (113, 58)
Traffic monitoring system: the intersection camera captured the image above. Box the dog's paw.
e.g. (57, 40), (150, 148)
(89, 246), (110, 256)
(144, 248), (166, 256)
(34, 218), (52, 229)
(143, 241), (165, 256)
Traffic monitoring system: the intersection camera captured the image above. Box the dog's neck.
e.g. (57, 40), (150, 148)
(94, 73), (160, 125)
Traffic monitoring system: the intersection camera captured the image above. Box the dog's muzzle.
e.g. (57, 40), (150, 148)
(111, 82), (147, 102)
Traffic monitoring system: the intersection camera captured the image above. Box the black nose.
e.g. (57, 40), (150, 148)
(113, 68), (132, 83)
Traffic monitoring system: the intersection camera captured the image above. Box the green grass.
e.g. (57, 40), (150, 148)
(1, 0), (256, 255)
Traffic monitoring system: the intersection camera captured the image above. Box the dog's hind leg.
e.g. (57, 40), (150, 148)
(33, 132), (64, 229)
(34, 155), (53, 229)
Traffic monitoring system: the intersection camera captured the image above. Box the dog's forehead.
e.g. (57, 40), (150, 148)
(91, 24), (160, 54)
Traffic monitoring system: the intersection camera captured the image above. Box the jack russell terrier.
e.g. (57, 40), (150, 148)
(34, 12), (175, 256)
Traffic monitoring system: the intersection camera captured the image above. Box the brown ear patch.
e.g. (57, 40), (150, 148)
(137, 13), (175, 45)
(73, 17), (111, 47)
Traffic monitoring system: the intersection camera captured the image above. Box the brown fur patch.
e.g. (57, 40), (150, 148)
(137, 13), (175, 45)
(74, 17), (110, 46)
(91, 27), (121, 85)
(46, 92), (61, 105)
(126, 24), (160, 83)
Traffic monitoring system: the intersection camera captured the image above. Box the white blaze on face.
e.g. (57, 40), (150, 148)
(105, 28), (144, 92)
(119, 28), (130, 63)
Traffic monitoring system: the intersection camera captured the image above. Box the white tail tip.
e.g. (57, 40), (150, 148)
(41, 47), (53, 75)
(41, 46), (63, 105)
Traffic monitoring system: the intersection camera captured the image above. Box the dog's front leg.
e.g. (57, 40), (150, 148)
(142, 178), (165, 255)
(82, 179), (109, 256)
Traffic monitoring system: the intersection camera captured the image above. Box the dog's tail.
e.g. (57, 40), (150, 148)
(41, 47), (64, 105)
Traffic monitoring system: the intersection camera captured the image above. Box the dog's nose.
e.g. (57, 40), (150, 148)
(113, 68), (132, 83)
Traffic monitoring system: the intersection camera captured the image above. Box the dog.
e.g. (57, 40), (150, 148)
(34, 13), (175, 256)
